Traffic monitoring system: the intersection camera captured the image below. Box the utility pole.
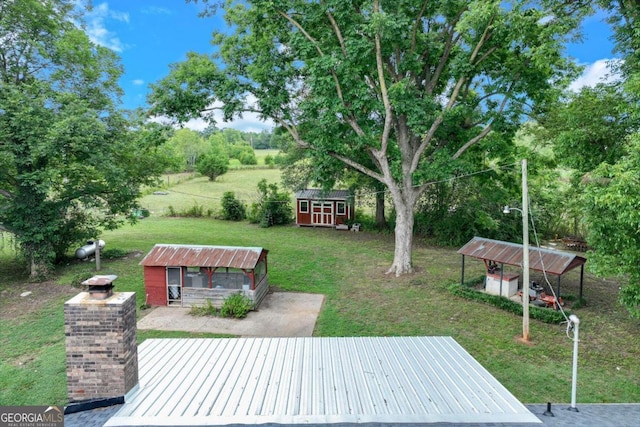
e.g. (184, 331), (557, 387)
(522, 159), (530, 341)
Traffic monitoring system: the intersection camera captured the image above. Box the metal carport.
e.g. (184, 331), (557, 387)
(457, 237), (587, 300)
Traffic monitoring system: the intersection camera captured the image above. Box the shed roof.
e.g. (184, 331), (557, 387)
(105, 337), (540, 426)
(139, 244), (267, 269)
(295, 189), (351, 200)
(458, 237), (586, 276)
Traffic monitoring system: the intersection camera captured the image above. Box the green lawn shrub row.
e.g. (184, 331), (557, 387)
(448, 282), (570, 324)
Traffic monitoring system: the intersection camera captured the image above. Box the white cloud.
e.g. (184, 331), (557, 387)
(150, 95), (275, 133)
(151, 113), (273, 133)
(84, 2), (129, 52)
(569, 58), (623, 92)
(132, 79), (145, 86)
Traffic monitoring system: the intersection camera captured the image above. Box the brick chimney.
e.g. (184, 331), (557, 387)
(64, 275), (138, 402)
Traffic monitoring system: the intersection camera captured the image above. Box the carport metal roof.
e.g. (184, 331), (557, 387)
(457, 237), (586, 299)
(458, 237), (586, 276)
(105, 337), (540, 426)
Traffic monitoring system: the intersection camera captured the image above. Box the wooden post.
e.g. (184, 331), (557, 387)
(95, 240), (101, 272)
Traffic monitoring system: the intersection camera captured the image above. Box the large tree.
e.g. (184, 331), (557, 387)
(579, 0), (640, 317)
(536, 1), (640, 317)
(150, 0), (589, 275)
(0, 0), (168, 278)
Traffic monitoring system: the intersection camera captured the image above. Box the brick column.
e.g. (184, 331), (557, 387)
(64, 292), (138, 402)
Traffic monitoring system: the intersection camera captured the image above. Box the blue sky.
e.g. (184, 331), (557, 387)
(83, 1), (619, 132)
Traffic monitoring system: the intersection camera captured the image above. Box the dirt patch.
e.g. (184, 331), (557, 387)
(0, 281), (78, 322)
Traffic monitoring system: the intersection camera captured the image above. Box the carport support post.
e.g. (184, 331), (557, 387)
(460, 255), (465, 286)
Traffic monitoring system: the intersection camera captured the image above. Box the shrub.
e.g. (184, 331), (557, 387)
(165, 203), (214, 218)
(248, 179), (293, 227)
(221, 191), (246, 221)
(448, 283), (570, 324)
(221, 293), (254, 318)
(197, 149), (229, 181)
(100, 248), (129, 259)
(190, 299), (219, 317)
(238, 151), (257, 165)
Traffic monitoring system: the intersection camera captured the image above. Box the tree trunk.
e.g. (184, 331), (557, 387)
(375, 190), (386, 228)
(28, 248), (50, 281)
(386, 189), (415, 276)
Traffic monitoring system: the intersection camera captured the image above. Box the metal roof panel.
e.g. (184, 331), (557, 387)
(458, 237), (586, 276)
(294, 189), (352, 200)
(139, 244), (266, 269)
(106, 337), (540, 426)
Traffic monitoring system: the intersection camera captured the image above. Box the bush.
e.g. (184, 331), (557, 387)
(448, 283), (570, 324)
(264, 154), (275, 167)
(238, 151), (257, 165)
(221, 293), (254, 318)
(100, 248), (129, 259)
(249, 179), (293, 227)
(190, 299), (219, 317)
(165, 203), (214, 218)
(197, 149), (229, 181)
(221, 192), (246, 221)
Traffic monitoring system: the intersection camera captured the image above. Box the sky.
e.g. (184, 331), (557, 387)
(82, 1), (620, 133)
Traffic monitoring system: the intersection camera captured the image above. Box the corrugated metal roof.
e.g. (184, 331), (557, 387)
(295, 189), (351, 200)
(458, 237), (586, 276)
(139, 245), (266, 269)
(105, 337), (540, 426)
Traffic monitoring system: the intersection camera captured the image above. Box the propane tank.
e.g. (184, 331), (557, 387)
(75, 240), (106, 259)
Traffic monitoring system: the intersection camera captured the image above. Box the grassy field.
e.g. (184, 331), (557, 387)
(0, 171), (638, 406)
(142, 168), (283, 215)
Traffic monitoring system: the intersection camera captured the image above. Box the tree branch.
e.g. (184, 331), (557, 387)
(373, 0), (393, 157)
(426, 9), (464, 94)
(326, 11), (347, 57)
(0, 188), (14, 199)
(328, 150), (385, 183)
(411, 1), (429, 53)
(452, 85), (513, 159)
(414, 11), (498, 169)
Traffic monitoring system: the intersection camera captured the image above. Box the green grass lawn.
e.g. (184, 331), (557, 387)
(1, 171), (639, 407)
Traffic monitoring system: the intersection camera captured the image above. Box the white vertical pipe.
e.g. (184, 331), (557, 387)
(522, 159), (530, 341)
(569, 314), (580, 411)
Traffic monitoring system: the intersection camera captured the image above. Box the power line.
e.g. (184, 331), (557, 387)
(150, 161), (520, 205)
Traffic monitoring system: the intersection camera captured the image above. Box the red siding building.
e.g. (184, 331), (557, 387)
(295, 189), (354, 228)
(140, 244), (269, 308)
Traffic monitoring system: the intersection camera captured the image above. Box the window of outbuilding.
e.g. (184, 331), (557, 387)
(300, 200), (309, 213)
(337, 202), (346, 215)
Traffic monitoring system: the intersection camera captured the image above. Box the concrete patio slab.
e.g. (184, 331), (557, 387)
(136, 292), (325, 337)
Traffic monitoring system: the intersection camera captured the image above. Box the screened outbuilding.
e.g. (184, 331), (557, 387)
(140, 244), (269, 309)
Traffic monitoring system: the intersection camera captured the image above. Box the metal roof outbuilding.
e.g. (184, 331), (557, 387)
(457, 237), (587, 299)
(105, 337), (540, 426)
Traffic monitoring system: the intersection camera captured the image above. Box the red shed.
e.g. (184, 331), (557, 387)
(140, 244), (269, 308)
(295, 189), (354, 228)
